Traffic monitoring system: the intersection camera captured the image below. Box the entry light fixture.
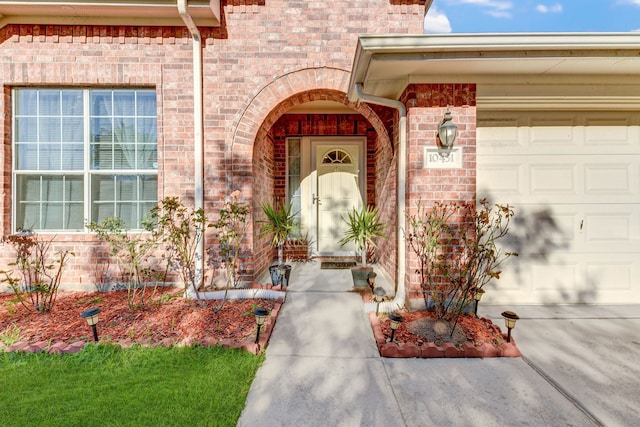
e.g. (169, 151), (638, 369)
(501, 310), (520, 343)
(80, 307), (102, 342)
(388, 312), (404, 343)
(437, 107), (458, 158)
(254, 307), (270, 344)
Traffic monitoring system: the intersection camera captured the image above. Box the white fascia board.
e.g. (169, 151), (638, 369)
(357, 33), (640, 53)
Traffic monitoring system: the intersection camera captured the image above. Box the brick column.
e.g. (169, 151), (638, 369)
(401, 84), (477, 302)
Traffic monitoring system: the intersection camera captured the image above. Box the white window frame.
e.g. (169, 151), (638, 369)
(11, 87), (158, 232)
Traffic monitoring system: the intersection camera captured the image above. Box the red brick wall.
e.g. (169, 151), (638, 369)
(0, 1), (428, 288)
(401, 84), (477, 301)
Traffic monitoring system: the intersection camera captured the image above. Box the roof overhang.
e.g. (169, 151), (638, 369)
(0, 0), (221, 28)
(348, 33), (640, 102)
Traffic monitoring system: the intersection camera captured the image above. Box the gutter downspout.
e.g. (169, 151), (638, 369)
(178, 0), (204, 295)
(354, 83), (407, 313)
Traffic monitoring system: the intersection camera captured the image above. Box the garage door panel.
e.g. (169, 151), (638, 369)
(530, 163), (577, 195)
(484, 253), (639, 304)
(478, 112), (640, 156)
(584, 163), (637, 195)
(584, 123), (639, 146)
(479, 155), (639, 204)
(505, 204), (639, 254)
(478, 110), (640, 304)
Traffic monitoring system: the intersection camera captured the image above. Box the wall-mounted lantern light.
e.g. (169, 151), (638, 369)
(80, 307), (102, 342)
(501, 310), (520, 343)
(437, 107), (458, 158)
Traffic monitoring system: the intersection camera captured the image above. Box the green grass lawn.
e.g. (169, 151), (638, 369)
(0, 344), (264, 427)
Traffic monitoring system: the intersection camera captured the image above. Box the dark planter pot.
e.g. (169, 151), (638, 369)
(350, 265), (374, 288)
(269, 264), (292, 287)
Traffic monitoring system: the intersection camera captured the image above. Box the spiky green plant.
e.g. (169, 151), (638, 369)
(259, 201), (299, 265)
(338, 205), (386, 265)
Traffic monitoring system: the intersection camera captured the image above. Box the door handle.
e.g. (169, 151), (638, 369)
(313, 193), (320, 205)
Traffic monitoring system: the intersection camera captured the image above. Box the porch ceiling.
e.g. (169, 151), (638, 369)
(0, 0), (221, 28)
(348, 33), (640, 102)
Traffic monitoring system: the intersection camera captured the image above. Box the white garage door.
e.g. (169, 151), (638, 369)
(477, 111), (640, 304)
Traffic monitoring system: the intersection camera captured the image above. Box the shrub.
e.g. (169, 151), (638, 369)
(149, 197), (210, 298)
(87, 217), (163, 309)
(406, 199), (516, 322)
(0, 231), (73, 313)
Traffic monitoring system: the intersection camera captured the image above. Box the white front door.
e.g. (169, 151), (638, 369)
(311, 141), (364, 254)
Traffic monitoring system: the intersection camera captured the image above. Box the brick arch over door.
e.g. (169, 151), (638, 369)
(229, 67), (394, 277)
(228, 67), (391, 186)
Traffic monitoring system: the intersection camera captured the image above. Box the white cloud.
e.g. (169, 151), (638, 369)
(622, 0), (640, 6)
(424, 5), (453, 33)
(446, 0), (513, 19)
(536, 3), (563, 13)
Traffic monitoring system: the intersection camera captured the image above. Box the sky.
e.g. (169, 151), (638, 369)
(424, 0), (640, 33)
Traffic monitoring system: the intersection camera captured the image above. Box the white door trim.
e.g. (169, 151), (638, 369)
(301, 137), (366, 256)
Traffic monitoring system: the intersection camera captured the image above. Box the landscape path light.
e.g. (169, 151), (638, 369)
(473, 287), (485, 316)
(373, 286), (386, 315)
(388, 312), (404, 343)
(278, 264), (287, 287)
(367, 271), (377, 290)
(254, 307), (269, 344)
(501, 310), (520, 343)
(80, 307), (102, 342)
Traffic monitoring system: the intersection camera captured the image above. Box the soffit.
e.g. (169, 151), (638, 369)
(0, 0), (221, 28)
(348, 33), (640, 102)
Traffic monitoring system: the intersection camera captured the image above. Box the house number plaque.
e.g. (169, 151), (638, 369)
(423, 147), (463, 169)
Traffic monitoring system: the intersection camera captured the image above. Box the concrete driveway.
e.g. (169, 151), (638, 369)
(238, 263), (640, 427)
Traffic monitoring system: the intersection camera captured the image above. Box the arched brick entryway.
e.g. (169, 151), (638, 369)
(227, 67), (395, 278)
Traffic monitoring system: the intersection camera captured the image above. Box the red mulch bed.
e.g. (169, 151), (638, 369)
(371, 310), (521, 358)
(0, 288), (281, 354)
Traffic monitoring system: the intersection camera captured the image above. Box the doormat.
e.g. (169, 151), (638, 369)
(321, 261), (356, 269)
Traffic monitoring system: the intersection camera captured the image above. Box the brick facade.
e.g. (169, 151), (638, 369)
(0, 1), (427, 289)
(401, 83), (477, 301)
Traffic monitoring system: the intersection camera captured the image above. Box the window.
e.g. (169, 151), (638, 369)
(286, 138), (302, 230)
(13, 88), (158, 231)
(321, 149), (352, 164)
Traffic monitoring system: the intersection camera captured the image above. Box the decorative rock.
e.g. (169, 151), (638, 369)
(24, 343), (44, 353)
(158, 338), (176, 347)
(499, 341), (521, 357)
(48, 342), (68, 355)
(380, 342), (402, 358)
(400, 342), (421, 358)
(7, 341), (29, 353)
(178, 337), (196, 347)
(65, 342), (87, 354)
(462, 343), (483, 358)
(443, 343), (462, 358)
(421, 342), (444, 358)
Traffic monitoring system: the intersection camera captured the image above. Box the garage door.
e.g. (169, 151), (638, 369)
(477, 111), (640, 304)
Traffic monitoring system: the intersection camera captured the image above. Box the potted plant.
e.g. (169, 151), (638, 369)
(338, 205), (386, 287)
(259, 200), (299, 287)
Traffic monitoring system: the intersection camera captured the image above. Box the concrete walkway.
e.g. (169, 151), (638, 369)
(238, 262), (640, 427)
